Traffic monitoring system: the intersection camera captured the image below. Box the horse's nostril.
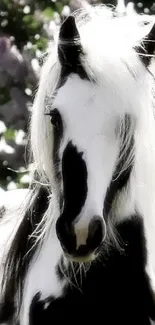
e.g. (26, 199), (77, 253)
(87, 216), (105, 251)
(56, 217), (76, 255)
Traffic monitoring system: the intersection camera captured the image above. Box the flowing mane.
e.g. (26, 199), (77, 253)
(1, 5), (155, 325)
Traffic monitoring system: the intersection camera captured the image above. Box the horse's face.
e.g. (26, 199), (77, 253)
(44, 15), (154, 262)
(52, 74), (119, 262)
(47, 16), (122, 263)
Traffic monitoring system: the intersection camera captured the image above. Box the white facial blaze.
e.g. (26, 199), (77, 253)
(53, 75), (120, 236)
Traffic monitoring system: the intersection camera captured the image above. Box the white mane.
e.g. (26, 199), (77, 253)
(30, 5), (155, 232)
(31, 5), (155, 179)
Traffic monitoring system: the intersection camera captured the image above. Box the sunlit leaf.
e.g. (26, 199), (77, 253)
(42, 7), (54, 19)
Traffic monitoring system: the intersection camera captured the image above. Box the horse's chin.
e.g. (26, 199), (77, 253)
(64, 252), (96, 263)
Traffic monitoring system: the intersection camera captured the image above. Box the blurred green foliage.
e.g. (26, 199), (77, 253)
(0, 0), (69, 190)
(0, 0), (68, 48)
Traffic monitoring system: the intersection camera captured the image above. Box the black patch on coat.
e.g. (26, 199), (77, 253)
(29, 216), (155, 325)
(103, 115), (134, 218)
(56, 141), (88, 255)
(51, 108), (63, 183)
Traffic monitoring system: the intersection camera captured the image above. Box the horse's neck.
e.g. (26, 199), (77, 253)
(20, 226), (66, 325)
(115, 114), (155, 290)
(135, 115), (155, 281)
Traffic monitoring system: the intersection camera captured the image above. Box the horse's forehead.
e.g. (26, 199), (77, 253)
(53, 78), (114, 142)
(53, 74), (116, 121)
(54, 75), (95, 111)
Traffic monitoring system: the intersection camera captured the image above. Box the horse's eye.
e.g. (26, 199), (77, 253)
(50, 109), (61, 129)
(45, 108), (62, 130)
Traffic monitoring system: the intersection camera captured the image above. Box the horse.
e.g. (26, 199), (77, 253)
(1, 5), (155, 325)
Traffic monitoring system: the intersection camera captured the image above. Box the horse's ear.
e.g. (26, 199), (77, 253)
(58, 15), (82, 67)
(136, 23), (155, 67)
